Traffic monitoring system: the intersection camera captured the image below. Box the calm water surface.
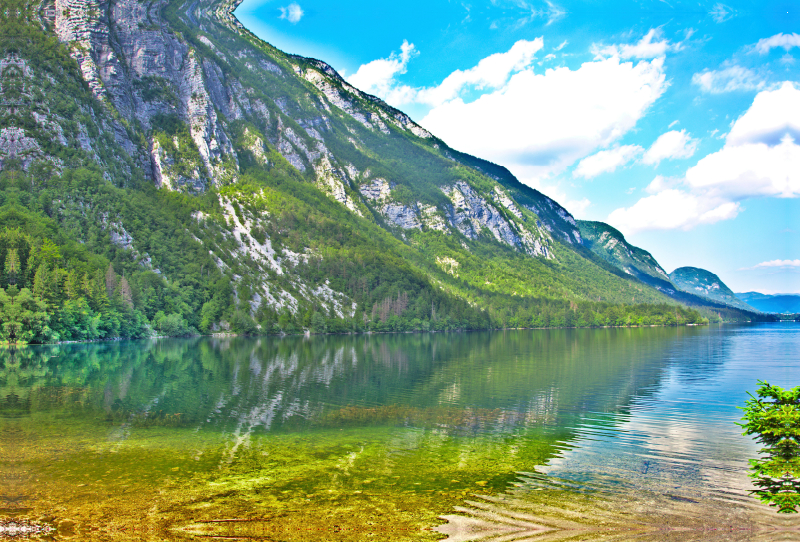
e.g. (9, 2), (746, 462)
(1, 324), (799, 540)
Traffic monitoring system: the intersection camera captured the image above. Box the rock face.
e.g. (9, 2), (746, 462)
(14, 0), (574, 258)
(444, 182), (551, 257)
(358, 178), (447, 232)
(0, 55), (62, 170)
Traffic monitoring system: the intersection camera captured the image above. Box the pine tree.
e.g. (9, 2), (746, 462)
(32, 264), (49, 301)
(81, 272), (92, 298)
(51, 266), (64, 303)
(105, 263), (117, 297)
(5, 248), (20, 285)
(64, 270), (79, 300)
(120, 275), (133, 308)
(92, 269), (110, 311)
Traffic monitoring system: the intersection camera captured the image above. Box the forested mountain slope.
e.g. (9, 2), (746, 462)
(670, 267), (757, 312)
(0, 0), (720, 341)
(577, 221), (673, 292)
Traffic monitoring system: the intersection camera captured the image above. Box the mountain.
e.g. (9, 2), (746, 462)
(577, 221), (674, 293)
(0, 0), (729, 341)
(670, 267), (757, 312)
(736, 293), (800, 314)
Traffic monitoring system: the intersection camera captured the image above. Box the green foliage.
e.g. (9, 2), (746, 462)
(153, 311), (195, 337)
(740, 381), (800, 513)
(133, 76), (178, 105)
(0, 285), (53, 343)
(151, 113), (206, 183)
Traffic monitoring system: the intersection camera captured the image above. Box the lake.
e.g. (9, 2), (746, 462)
(1, 324), (799, 540)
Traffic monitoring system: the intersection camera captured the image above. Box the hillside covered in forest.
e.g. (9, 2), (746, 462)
(0, 0), (771, 342)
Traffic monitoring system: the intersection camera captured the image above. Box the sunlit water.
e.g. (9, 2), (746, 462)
(1, 324), (798, 540)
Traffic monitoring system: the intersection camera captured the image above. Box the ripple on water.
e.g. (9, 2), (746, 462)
(436, 325), (800, 541)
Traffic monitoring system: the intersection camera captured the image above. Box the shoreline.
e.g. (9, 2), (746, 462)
(6, 320), (798, 347)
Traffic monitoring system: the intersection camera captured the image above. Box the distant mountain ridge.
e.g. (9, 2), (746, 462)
(576, 223), (767, 316)
(736, 293), (800, 314)
(670, 267), (757, 312)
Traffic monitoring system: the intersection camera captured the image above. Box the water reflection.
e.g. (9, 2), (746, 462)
(0, 325), (797, 539)
(1, 329), (694, 434)
(441, 324), (800, 540)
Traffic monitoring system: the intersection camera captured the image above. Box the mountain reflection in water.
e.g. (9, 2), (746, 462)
(0, 325), (798, 540)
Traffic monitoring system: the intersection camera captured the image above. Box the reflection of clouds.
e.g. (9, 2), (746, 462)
(534, 327), (800, 516)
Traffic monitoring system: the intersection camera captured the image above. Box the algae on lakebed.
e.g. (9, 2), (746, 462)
(3, 410), (560, 540)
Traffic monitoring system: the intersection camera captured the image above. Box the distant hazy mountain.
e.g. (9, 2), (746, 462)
(736, 293), (800, 314)
(670, 268), (758, 312)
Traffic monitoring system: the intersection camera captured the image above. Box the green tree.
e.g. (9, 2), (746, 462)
(0, 286), (53, 344)
(740, 381), (800, 513)
(120, 275), (133, 308)
(105, 263), (117, 297)
(4, 248), (19, 285)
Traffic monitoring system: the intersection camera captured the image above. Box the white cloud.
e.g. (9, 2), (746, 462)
(668, 120), (679, 128)
(346, 41), (418, 105)
(709, 3), (735, 23)
(642, 130), (698, 165)
(755, 33), (800, 54)
(591, 29), (672, 59)
(348, 32), (668, 187)
(608, 82), (800, 235)
(544, 53), (556, 61)
(554, 40), (568, 51)
(420, 55), (667, 183)
(645, 175), (681, 194)
(685, 135), (800, 200)
(279, 3), (303, 23)
(347, 39), (544, 108)
(573, 145), (643, 179)
(415, 39), (544, 106)
(724, 82), (800, 146)
(747, 259), (800, 269)
(608, 189), (740, 234)
(692, 65), (764, 93)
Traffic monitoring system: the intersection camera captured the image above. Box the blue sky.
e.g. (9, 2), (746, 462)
(235, 0), (800, 294)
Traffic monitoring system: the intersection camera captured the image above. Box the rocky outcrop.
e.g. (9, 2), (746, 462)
(359, 179), (447, 231)
(150, 136), (206, 191)
(359, 178), (392, 201)
(382, 203), (422, 230)
(443, 182), (551, 257)
(314, 155), (362, 216)
(493, 187), (523, 219)
(523, 198), (583, 246)
(0, 55), (66, 170)
(0, 128), (42, 169)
